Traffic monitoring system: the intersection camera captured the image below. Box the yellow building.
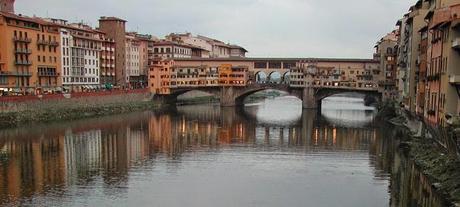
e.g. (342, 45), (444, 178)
(0, 11), (61, 95)
(218, 64), (248, 86)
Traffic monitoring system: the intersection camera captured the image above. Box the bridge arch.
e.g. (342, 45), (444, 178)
(314, 88), (382, 106)
(268, 71), (282, 84)
(154, 87), (222, 104)
(282, 71), (290, 84)
(255, 71), (268, 83)
(233, 85), (302, 106)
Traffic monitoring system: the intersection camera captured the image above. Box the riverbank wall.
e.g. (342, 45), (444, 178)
(0, 89), (160, 128)
(379, 103), (460, 206)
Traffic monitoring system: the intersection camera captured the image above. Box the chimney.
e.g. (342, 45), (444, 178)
(0, 0), (14, 13)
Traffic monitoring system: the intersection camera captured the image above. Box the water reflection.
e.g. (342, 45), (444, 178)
(0, 97), (446, 206)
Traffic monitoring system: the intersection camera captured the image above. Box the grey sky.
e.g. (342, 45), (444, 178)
(17, 0), (414, 58)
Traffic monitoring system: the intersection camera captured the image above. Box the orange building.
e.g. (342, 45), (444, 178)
(218, 64), (248, 86)
(149, 59), (173, 94)
(0, 11), (61, 95)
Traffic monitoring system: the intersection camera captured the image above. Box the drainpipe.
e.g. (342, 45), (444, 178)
(437, 28), (444, 126)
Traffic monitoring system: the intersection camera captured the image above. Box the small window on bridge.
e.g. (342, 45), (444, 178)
(254, 62), (267, 69)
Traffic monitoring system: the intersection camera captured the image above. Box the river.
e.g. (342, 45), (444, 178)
(0, 96), (447, 206)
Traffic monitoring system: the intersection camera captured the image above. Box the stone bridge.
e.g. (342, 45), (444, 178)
(154, 83), (382, 109)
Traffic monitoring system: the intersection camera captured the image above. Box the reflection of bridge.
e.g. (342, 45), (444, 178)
(150, 58), (383, 109)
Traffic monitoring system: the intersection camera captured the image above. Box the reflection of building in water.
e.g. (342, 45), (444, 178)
(219, 108), (256, 144)
(0, 115), (150, 204)
(389, 151), (448, 207)
(0, 134), (67, 204)
(310, 127), (375, 150)
(65, 130), (102, 182)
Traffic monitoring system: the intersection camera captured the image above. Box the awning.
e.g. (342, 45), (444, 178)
(452, 19), (460, 28)
(430, 21), (448, 29)
(418, 25), (428, 33)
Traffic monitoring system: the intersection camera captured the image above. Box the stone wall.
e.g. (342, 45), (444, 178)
(0, 89), (157, 128)
(0, 89), (153, 113)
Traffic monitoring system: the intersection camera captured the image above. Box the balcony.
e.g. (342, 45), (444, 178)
(453, 38), (460, 50)
(15, 60), (32, 66)
(13, 37), (32, 43)
(15, 48), (32, 54)
(37, 39), (49, 45)
(0, 71), (32, 76)
(449, 75), (460, 85)
(38, 72), (59, 77)
(49, 41), (59, 46)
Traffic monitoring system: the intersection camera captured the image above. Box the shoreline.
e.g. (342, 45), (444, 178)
(0, 100), (164, 129)
(379, 103), (460, 206)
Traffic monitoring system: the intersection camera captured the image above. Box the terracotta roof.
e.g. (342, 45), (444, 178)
(0, 11), (53, 26)
(229, 44), (248, 52)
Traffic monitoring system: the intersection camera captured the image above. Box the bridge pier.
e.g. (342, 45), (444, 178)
(302, 87), (319, 109)
(153, 94), (177, 105)
(220, 87), (237, 107)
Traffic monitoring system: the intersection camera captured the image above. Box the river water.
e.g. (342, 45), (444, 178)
(0, 96), (448, 206)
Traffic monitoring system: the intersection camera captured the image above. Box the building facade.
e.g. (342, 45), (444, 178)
(375, 31), (399, 101)
(152, 41), (194, 59)
(166, 33), (247, 58)
(125, 33), (140, 87)
(425, 0), (460, 125)
(100, 37), (116, 86)
(98, 17), (127, 87)
(389, 0), (460, 126)
(0, 12), (62, 95)
(135, 33), (154, 88)
(48, 20), (102, 91)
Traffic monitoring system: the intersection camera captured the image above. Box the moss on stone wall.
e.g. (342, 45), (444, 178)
(405, 139), (460, 205)
(0, 101), (162, 129)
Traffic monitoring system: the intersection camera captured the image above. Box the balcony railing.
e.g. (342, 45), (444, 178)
(15, 48), (32, 54)
(38, 72), (59, 77)
(15, 60), (32, 66)
(0, 71), (32, 76)
(49, 41), (59, 46)
(13, 37), (32, 43)
(37, 39), (50, 45)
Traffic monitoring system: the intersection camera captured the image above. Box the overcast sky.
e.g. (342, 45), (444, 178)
(17, 0), (414, 58)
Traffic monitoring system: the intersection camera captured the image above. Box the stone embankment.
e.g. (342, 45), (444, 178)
(379, 103), (460, 206)
(0, 89), (160, 128)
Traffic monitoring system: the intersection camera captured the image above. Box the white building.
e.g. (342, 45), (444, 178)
(125, 33), (140, 84)
(46, 19), (102, 91)
(166, 33), (247, 58)
(152, 40), (193, 59)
